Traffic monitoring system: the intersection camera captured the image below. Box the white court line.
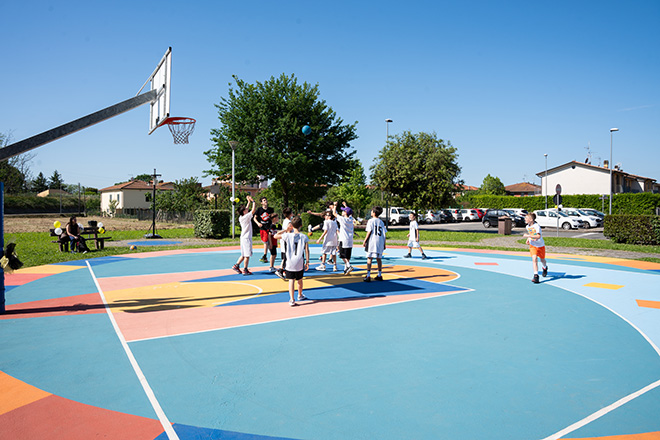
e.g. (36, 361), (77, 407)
(211, 281), (264, 306)
(541, 378), (660, 440)
(86, 261), (179, 440)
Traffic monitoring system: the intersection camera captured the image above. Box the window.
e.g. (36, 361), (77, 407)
(537, 211), (546, 217)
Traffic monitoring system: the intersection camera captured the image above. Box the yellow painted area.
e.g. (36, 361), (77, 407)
(103, 265), (459, 313)
(0, 371), (51, 415)
(13, 264), (83, 275)
(584, 282), (624, 290)
(637, 300), (660, 310)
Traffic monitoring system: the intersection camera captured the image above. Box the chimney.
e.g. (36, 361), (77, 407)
(603, 160), (609, 169)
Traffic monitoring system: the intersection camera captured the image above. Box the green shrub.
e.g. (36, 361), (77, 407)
(194, 210), (230, 238)
(604, 215), (659, 245)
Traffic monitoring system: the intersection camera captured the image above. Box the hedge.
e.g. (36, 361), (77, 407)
(604, 215), (660, 245)
(458, 193), (660, 215)
(194, 209), (230, 239)
(4, 194), (99, 214)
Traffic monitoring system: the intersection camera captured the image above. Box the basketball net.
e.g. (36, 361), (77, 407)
(162, 117), (196, 144)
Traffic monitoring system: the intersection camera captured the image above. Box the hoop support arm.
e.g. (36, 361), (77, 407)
(0, 89), (158, 162)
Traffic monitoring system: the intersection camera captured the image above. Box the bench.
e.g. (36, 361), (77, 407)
(50, 228), (113, 252)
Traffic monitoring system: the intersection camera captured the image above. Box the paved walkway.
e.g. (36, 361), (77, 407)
(1, 245), (659, 439)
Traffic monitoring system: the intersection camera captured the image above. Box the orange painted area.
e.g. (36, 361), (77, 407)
(4, 272), (53, 286)
(564, 431), (660, 439)
(0, 371), (51, 415)
(637, 300), (660, 310)
(0, 394), (164, 440)
(584, 282), (624, 290)
(474, 262), (499, 266)
(0, 293), (105, 320)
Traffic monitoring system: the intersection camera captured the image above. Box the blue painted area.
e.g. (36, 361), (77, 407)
(5, 267), (98, 305)
(127, 240), (182, 246)
(153, 423), (299, 440)
(0, 313), (158, 419)
(132, 267), (660, 440)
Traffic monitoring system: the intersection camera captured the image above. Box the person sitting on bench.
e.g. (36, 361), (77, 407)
(65, 216), (89, 253)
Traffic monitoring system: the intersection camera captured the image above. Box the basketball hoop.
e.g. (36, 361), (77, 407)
(162, 117), (196, 144)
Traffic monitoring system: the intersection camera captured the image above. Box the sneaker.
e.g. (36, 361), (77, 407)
(269, 267), (276, 273)
(259, 256), (267, 263)
(297, 294), (307, 301)
(243, 269), (253, 276)
(275, 269), (285, 280)
(333, 265), (338, 272)
(316, 264), (326, 271)
(375, 275), (383, 281)
(542, 266), (548, 277)
(232, 264), (242, 274)
(289, 300), (297, 307)
(363, 276), (372, 282)
(404, 253), (411, 258)
(532, 274), (540, 284)
(344, 266), (354, 275)
(421, 254), (428, 260)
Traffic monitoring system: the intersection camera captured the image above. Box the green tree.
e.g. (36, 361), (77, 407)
(205, 73), (358, 208)
(370, 131), (462, 210)
(480, 174), (506, 195)
(326, 159), (371, 212)
(0, 132), (31, 193)
(156, 177), (206, 212)
(133, 173), (153, 183)
(31, 172), (49, 193)
(48, 170), (65, 189)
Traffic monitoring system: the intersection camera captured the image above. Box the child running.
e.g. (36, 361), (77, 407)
(363, 206), (387, 282)
(404, 211), (428, 259)
(232, 195), (256, 275)
(331, 201), (355, 274)
(275, 216), (310, 306)
(523, 212), (549, 284)
(308, 209), (338, 271)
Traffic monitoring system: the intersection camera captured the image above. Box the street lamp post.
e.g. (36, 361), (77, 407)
(229, 141), (239, 239)
(609, 128), (619, 215)
(385, 118), (393, 141)
(544, 153), (548, 210)
(385, 119), (392, 226)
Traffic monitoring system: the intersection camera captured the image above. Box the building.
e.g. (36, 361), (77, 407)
(37, 188), (69, 197)
(99, 180), (175, 216)
(205, 176), (267, 201)
(505, 182), (541, 197)
(536, 160), (657, 196)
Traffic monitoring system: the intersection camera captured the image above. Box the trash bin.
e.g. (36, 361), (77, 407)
(498, 216), (512, 235)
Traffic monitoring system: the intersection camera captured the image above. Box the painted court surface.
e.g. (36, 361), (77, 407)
(1, 244), (660, 440)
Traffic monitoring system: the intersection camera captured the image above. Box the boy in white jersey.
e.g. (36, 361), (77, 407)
(275, 207), (293, 281)
(404, 211), (427, 259)
(363, 206), (387, 282)
(312, 210), (338, 271)
(232, 195), (256, 275)
(275, 216), (310, 306)
(523, 212), (548, 284)
(331, 201), (356, 274)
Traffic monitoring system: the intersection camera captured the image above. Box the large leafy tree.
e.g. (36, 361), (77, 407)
(479, 174), (506, 195)
(370, 131), (461, 209)
(326, 159), (372, 212)
(205, 73), (358, 208)
(156, 177), (207, 212)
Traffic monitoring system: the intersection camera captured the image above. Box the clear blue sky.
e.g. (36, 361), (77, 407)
(2, 0), (658, 191)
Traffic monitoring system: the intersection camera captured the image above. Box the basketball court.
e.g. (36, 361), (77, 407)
(1, 245), (659, 439)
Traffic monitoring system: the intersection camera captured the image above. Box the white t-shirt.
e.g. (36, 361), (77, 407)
(239, 212), (253, 239)
(408, 220), (419, 241)
(280, 217), (292, 250)
(365, 217), (387, 255)
(282, 232), (309, 272)
(526, 222), (545, 248)
(336, 215), (354, 248)
(322, 219), (338, 247)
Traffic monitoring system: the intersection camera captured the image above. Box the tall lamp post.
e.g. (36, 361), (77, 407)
(229, 141), (239, 239)
(544, 154), (548, 209)
(385, 119), (393, 226)
(385, 118), (393, 141)
(609, 128), (619, 215)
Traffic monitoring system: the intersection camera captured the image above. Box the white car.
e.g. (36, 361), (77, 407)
(423, 210), (441, 224)
(533, 209), (582, 230)
(563, 208), (603, 228)
(379, 207), (410, 225)
(505, 208), (529, 217)
(460, 209), (480, 221)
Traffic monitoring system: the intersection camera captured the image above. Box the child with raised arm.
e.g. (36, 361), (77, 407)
(267, 213), (280, 273)
(275, 216), (310, 306)
(307, 208), (338, 271)
(232, 195), (256, 275)
(332, 201), (356, 274)
(404, 211), (427, 259)
(363, 206), (387, 282)
(275, 207), (293, 280)
(523, 212), (548, 284)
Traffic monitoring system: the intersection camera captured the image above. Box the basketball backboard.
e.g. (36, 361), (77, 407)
(138, 47), (171, 134)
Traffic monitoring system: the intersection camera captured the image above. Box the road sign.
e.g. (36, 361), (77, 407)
(553, 194), (563, 205)
(555, 184), (562, 195)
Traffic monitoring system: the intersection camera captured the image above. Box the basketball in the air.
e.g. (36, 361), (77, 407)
(302, 125), (311, 135)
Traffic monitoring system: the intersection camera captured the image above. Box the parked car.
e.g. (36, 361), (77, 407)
(505, 208), (529, 217)
(563, 208), (603, 228)
(503, 209), (526, 226)
(436, 210), (451, 223)
(482, 209), (525, 228)
(460, 209), (480, 221)
(423, 210), (441, 224)
(475, 209), (486, 220)
(440, 209), (457, 223)
(580, 208), (606, 219)
(379, 207), (410, 225)
(533, 209), (582, 230)
(447, 209), (463, 222)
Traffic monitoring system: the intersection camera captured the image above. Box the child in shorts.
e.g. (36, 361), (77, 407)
(405, 211), (427, 259)
(363, 206), (387, 282)
(523, 212), (548, 284)
(275, 208), (293, 280)
(331, 201), (356, 274)
(275, 216), (310, 306)
(232, 195), (256, 275)
(267, 213), (280, 273)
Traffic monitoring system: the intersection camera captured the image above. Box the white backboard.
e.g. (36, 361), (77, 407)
(138, 47), (171, 134)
